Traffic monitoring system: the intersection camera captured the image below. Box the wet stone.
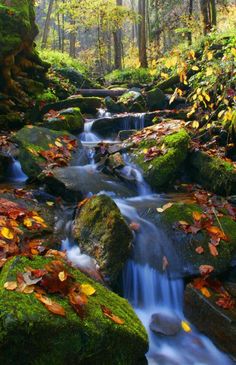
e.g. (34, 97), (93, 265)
(150, 312), (181, 336)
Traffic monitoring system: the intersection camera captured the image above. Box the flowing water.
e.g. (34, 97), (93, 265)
(7, 158), (28, 183)
(5, 112), (234, 364)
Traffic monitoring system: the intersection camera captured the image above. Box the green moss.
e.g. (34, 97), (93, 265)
(189, 151), (236, 195)
(0, 256), (148, 365)
(133, 129), (190, 191)
(161, 202), (236, 273)
(74, 195), (133, 283)
(44, 108), (84, 133)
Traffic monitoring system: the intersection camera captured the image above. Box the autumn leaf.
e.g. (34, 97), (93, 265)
(35, 293), (66, 317)
(208, 243), (218, 256)
(4, 281), (17, 291)
(206, 226), (228, 241)
(195, 246), (204, 254)
(58, 271), (67, 282)
(156, 202), (173, 213)
(181, 320), (191, 333)
(216, 292), (235, 310)
(200, 287), (211, 298)
(199, 265), (214, 276)
(192, 211), (202, 221)
(1, 227), (14, 240)
(129, 222), (140, 231)
(69, 284), (88, 319)
(101, 305), (124, 325)
(80, 284), (96, 296)
(23, 218), (33, 228)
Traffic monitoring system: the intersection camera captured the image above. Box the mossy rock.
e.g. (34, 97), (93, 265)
(0, 112), (24, 130)
(189, 151), (236, 196)
(0, 152), (11, 181)
(55, 67), (100, 89)
(0, 256), (148, 365)
(73, 195), (133, 283)
(118, 91), (145, 113)
(14, 126), (79, 179)
(44, 108), (84, 133)
(105, 96), (125, 113)
(19, 78), (44, 96)
(132, 129), (190, 191)
(146, 87), (167, 111)
(160, 202), (236, 276)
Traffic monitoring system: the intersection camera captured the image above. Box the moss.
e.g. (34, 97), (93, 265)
(189, 151), (236, 195)
(161, 202), (236, 273)
(74, 195), (133, 283)
(0, 256), (148, 365)
(44, 108), (84, 133)
(14, 126), (74, 179)
(133, 129), (190, 191)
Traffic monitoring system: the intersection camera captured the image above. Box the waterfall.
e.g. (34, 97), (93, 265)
(7, 158), (28, 183)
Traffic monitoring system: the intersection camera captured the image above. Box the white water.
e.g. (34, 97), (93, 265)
(7, 158), (28, 182)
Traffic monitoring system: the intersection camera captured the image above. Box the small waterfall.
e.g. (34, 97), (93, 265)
(97, 108), (111, 118)
(80, 120), (100, 143)
(122, 113), (146, 131)
(118, 198), (233, 365)
(7, 158), (27, 183)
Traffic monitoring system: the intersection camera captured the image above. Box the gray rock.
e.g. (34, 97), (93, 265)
(150, 312), (181, 336)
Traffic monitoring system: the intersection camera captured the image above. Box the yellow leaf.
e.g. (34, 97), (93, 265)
(181, 320), (191, 333)
(32, 216), (45, 224)
(4, 281), (17, 291)
(218, 110), (225, 118)
(192, 65), (199, 71)
(203, 92), (210, 102)
(200, 287), (211, 298)
(23, 218), (33, 228)
(143, 148), (148, 154)
(55, 141), (63, 148)
(58, 271), (67, 282)
(156, 202), (173, 213)
(231, 48), (236, 57)
(192, 121), (199, 129)
(46, 201), (55, 206)
(207, 51), (213, 60)
(1, 227), (14, 240)
(80, 284), (96, 296)
(161, 72), (169, 80)
(206, 67), (213, 76)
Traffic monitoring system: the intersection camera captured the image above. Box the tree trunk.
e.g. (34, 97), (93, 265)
(200, 0), (211, 35)
(113, 0), (123, 69)
(187, 0), (193, 45)
(138, 0), (148, 68)
(210, 0), (217, 27)
(41, 0), (54, 48)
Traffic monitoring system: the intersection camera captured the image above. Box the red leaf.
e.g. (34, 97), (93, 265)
(199, 265), (214, 276)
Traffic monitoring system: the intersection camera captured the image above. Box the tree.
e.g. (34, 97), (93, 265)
(138, 0), (148, 68)
(41, 0), (55, 48)
(200, 0), (217, 35)
(113, 0), (123, 69)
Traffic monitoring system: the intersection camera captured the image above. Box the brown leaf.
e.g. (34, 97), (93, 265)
(69, 284), (87, 319)
(208, 243), (218, 256)
(101, 305), (124, 325)
(199, 265), (214, 276)
(206, 226), (229, 241)
(35, 293), (66, 316)
(195, 246), (204, 254)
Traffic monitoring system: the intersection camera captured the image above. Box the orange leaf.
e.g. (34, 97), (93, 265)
(206, 226), (228, 241)
(208, 243), (218, 256)
(192, 211), (202, 221)
(101, 305), (124, 325)
(195, 246), (204, 254)
(200, 287), (211, 298)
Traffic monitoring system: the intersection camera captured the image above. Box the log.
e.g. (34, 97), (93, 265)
(77, 89), (128, 98)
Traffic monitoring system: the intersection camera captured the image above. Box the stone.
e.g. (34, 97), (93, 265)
(146, 87), (167, 111)
(73, 195), (133, 283)
(0, 255), (148, 365)
(118, 129), (137, 141)
(56, 66), (100, 89)
(150, 312), (181, 336)
(44, 107), (84, 133)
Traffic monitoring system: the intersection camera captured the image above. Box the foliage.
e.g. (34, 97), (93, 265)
(105, 68), (155, 85)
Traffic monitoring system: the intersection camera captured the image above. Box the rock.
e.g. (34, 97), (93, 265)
(150, 312), (181, 336)
(0, 152), (11, 181)
(91, 113), (153, 138)
(146, 87), (167, 111)
(44, 107), (84, 133)
(0, 113), (24, 130)
(107, 152), (125, 170)
(159, 202), (236, 276)
(105, 96), (126, 113)
(18, 78), (44, 96)
(55, 66), (100, 89)
(118, 129), (137, 141)
(44, 165), (134, 201)
(0, 255), (148, 365)
(189, 151), (236, 196)
(184, 284), (236, 358)
(14, 126), (80, 179)
(131, 128), (190, 191)
(118, 90), (145, 113)
(73, 195), (133, 283)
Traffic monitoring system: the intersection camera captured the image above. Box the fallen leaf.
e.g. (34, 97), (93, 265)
(195, 246), (204, 254)
(206, 226), (228, 241)
(23, 218), (33, 228)
(80, 284), (96, 296)
(1, 227), (14, 240)
(156, 202), (173, 213)
(101, 305), (124, 325)
(208, 243), (218, 256)
(192, 211), (202, 221)
(58, 271), (67, 282)
(4, 281), (17, 291)
(129, 222), (140, 231)
(200, 287), (211, 297)
(181, 320), (191, 332)
(199, 265), (214, 276)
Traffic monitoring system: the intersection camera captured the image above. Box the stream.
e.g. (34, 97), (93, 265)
(6, 112), (234, 365)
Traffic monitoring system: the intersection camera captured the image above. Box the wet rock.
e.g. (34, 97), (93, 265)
(44, 165), (134, 201)
(107, 152), (125, 170)
(150, 312), (181, 336)
(159, 202), (236, 276)
(44, 107), (84, 133)
(184, 284), (236, 358)
(188, 151), (236, 196)
(55, 66), (99, 89)
(105, 96), (126, 113)
(0, 255), (148, 365)
(118, 129), (137, 141)
(73, 194), (133, 283)
(14, 126), (80, 179)
(0, 152), (11, 181)
(146, 87), (167, 111)
(118, 90), (146, 113)
(0, 113), (24, 130)
(131, 128), (190, 191)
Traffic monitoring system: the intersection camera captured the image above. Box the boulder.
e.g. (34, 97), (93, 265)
(184, 284), (236, 358)
(131, 128), (190, 191)
(73, 195), (133, 283)
(189, 151), (236, 196)
(44, 166), (134, 201)
(55, 66), (100, 89)
(159, 202), (236, 276)
(14, 126), (80, 179)
(44, 107), (84, 133)
(150, 312), (181, 336)
(118, 129), (137, 141)
(118, 90), (145, 113)
(105, 96), (125, 113)
(146, 87), (167, 111)
(0, 152), (11, 181)
(0, 255), (148, 365)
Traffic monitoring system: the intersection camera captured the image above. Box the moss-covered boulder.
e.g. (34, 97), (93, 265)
(117, 90), (145, 113)
(44, 107), (84, 133)
(56, 67), (100, 89)
(14, 126), (80, 179)
(0, 256), (148, 365)
(0, 152), (11, 181)
(105, 96), (125, 113)
(159, 202), (236, 276)
(189, 151), (236, 196)
(131, 128), (190, 191)
(73, 195), (133, 283)
(146, 87), (167, 111)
